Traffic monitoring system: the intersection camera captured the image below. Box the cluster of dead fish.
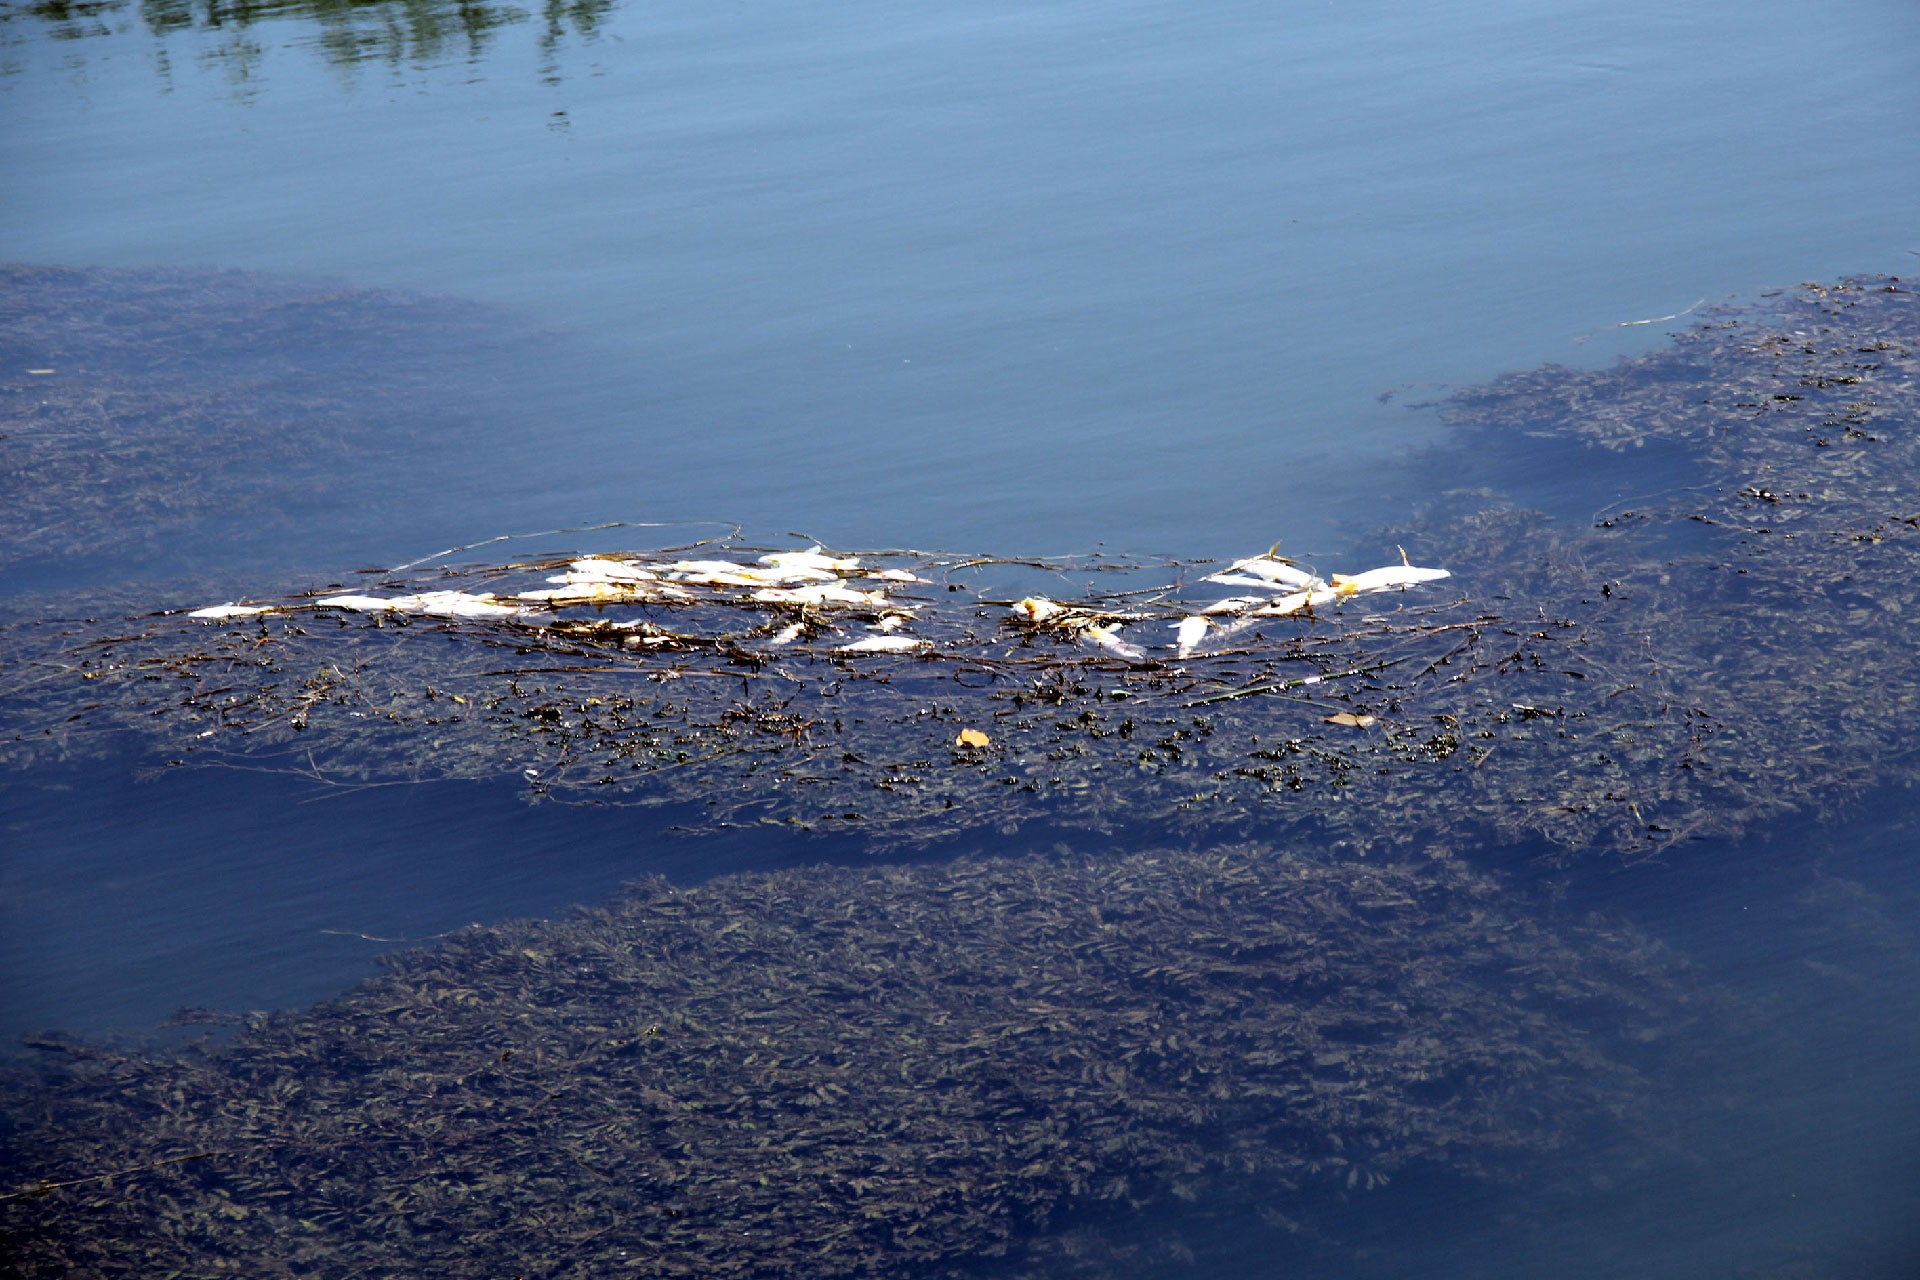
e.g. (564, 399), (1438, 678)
(1011, 552), (1451, 660)
(189, 548), (936, 654)
(187, 547), (1450, 663)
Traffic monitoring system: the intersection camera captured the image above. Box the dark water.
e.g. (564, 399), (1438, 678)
(4, 0), (1920, 1274)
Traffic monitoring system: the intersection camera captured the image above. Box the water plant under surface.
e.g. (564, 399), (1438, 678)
(1, 273), (1916, 1276)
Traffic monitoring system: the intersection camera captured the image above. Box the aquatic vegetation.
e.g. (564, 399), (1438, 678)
(2, 273), (1917, 1276)
(3, 279), (1917, 860)
(0, 841), (1712, 1277)
(0, 262), (520, 579)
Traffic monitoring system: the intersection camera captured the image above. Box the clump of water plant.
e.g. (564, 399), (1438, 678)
(7, 279), (1918, 861)
(0, 839), (1712, 1278)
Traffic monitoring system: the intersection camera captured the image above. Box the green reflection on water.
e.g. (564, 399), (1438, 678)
(1, 0), (615, 84)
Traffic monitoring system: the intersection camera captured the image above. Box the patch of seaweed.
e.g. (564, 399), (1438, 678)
(0, 840), (1713, 1277)
(7, 278), (1916, 860)
(0, 262), (519, 579)
(4, 280), (1916, 862)
(2, 275), (1915, 1276)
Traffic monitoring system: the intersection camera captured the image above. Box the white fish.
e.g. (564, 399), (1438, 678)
(566, 558), (657, 582)
(769, 622), (806, 646)
(1218, 556), (1323, 589)
(398, 591), (528, 620)
(1080, 623), (1147, 661)
(1202, 573), (1292, 591)
(836, 634), (928, 653)
(673, 559), (841, 586)
(867, 568), (926, 583)
(1330, 565), (1451, 595)
(1201, 595), (1267, 615)
(516, 581), (649, 604)
(315, 594), (405, 611)
(1012, 597), (1067, 623)
(188, 603), (272, 619)
(759, 548), (861, 573)
(1252, 587), (1341, 617)
(316, 592), (526, 620)
(763, 565), (841, 583)
(1173, 615), (1210, 658)
(669, 559), (751, 577)
(752, 583), (887, 608)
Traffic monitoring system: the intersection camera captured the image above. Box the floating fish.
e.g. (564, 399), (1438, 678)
(316, 591), (528, 620)
(565, 558), (657, 582)
(1211, 556), (1324, 590)
(1252, 587), (1342, 617)
(1201, 595), (1267, 616)
(1080, 623), (1147, 661)
(753, 583), (889, 608)
(187, 603), (272, 619)
(1330, 565), (1452, 595)
(836, 634), (928, 653)
(1011, 597), (1068, 624)
(1173, 615), (1210, 658)
(759, 547), (862, 573)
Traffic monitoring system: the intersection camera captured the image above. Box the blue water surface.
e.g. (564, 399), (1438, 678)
(5, 0), (1915, 563)
(4, 0), (1920, 1274)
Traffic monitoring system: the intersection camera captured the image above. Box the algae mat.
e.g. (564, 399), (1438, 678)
(0, 262), (524, 580)
(4, 277), (1916, 860)
(2, 275), (1917, 1276)
(2, 842), (1713, 1277)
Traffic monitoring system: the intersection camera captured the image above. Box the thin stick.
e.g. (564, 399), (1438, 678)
(1615, 298), (1705, 328)
(0, 1152), (219, 1202)
(1185, 657), (1409, 706)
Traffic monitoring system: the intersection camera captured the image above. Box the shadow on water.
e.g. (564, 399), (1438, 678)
(3, 273), (1920, 1276)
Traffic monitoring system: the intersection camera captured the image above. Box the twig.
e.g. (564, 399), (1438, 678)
(1185, 658), (1409, 706)
(0, 1152), (219, 1202)
(1615, 298), (1705, 328)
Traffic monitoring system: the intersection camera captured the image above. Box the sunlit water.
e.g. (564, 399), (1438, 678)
(3, 0), (1920, 1274)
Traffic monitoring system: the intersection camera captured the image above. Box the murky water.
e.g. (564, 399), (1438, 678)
(3, 0), (1920, 1274)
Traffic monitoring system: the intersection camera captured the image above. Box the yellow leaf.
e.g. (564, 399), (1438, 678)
(956, 728), (991, 748)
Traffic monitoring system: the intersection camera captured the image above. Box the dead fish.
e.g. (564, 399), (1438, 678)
(1330, 565), (1451, 595)
(1252, 587), (1341, 617)
(566, 558), (657, 582)
(1080, 623), (1147, 661)
(1173, 615), (1210, 658)
(758, 547), (862, 573)
(1211, 556), (1323, 590)
(753, 583), (888, 608)
(836, 634), (929, 653)
(1012, 597), (1068, 624)
(187, 603), (273, 619)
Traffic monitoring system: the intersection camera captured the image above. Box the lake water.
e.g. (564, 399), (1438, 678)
(3, 0), (1920, 1274)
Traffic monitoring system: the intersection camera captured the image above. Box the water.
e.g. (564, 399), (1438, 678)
(6, 0), (1916, 562)
(3, 0), (1920, 1273)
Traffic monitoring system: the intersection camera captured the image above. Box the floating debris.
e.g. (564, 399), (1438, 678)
(2, 273), (1917, 1279)
(3, 277), (1916, 861)
(171, 545), (1447, 661)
